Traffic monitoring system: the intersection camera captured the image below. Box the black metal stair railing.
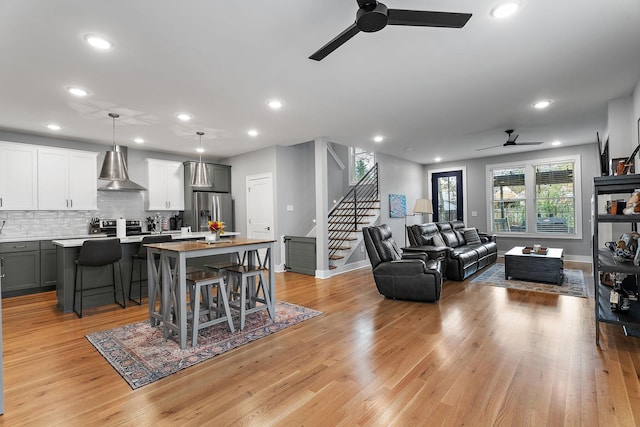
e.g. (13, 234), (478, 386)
(328, 164), (379, 262)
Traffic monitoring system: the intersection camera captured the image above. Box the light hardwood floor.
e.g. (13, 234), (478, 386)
(1, 261), (639, 426)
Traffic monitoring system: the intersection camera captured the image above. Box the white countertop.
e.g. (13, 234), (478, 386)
(0, 233), (107, 244)
(51, 231), (240, 248)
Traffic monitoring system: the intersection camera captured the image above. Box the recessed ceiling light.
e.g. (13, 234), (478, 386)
(552, 140), (562, 146)
(46, 123), (61, 131)
(434, 157), (442, 162)
(133, 137), (144, 144)
(533, 99), (552, 109)
(373, 135), (384, 143)
(490, 2), (520, 19)
(196, 147), (205, 153)
(267, 99), (283, 109)
(67, 87), (89, 97)
(248, 129), (259, 137)
(84, 34), (113, 50)
(177, 113), (192, 121)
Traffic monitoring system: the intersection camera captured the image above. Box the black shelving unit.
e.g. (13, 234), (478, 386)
(593, 175), (640, 344)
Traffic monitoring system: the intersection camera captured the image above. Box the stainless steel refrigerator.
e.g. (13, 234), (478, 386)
(188, 192), (234, 232)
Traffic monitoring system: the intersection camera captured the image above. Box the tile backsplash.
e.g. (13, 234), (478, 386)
(0, 191), (179, 239)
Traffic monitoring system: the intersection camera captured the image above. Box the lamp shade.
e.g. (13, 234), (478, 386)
(413, 198), (433, 214)
(191, 131), (211, 187)
(99, 150), (129, 181)
(191, 161), (210, 187)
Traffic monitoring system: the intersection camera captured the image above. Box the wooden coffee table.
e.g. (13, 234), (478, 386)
(504, 246), (564, 284)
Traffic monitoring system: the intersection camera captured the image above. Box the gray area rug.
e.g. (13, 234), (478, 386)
(470, 263), (587, 298)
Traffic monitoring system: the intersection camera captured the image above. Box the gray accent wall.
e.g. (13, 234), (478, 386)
(376, 153), (426, 247)
(425, 142), (600, 257)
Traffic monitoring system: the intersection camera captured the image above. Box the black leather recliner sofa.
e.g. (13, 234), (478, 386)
(407, 220), (497, 281)
(363, 224), (443, 302)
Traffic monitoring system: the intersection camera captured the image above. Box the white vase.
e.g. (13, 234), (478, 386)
(205, 231), (220, 243)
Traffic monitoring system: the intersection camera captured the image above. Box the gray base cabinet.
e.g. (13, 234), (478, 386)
(0, 241), (41, 297)
(0, 240), (57, 297)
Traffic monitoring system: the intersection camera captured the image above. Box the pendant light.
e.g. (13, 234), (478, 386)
(191, 131), (210, 187)
(99, 113), (129, 181)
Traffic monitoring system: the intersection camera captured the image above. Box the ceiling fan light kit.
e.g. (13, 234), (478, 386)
(309, 0), (472, 61)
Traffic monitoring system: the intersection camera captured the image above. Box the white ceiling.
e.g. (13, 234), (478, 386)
(1, 1), (639, 164)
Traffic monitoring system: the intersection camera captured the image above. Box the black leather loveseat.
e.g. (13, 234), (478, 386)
(407, 221), (497, 281)
(363, 224), (443, 302)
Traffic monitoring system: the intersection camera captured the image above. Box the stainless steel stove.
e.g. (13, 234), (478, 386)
(99, 219), (150, 237)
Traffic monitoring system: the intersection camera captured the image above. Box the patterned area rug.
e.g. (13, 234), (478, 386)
(86, 301), (322, 389)
(470, 263), (587, 298)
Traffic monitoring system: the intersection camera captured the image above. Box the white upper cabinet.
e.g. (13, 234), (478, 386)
(37, 147), (98, 210)
(146, 159), (184, 211)
(0, 142), (38, 210)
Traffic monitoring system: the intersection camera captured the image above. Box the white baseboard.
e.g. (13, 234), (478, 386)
(315, 260), (370, 279)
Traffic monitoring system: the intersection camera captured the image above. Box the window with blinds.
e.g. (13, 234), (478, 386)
(487, 156), (580, 237)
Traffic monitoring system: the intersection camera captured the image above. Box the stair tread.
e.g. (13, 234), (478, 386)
(329, 255), (344, 260)
(329, 237), (357, 241)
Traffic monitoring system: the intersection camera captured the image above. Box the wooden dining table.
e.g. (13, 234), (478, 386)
(144, 237), (276, 349)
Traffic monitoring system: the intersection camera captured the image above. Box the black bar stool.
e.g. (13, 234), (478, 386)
(73, 238), (126, 318)
(129, 234), (173, 305)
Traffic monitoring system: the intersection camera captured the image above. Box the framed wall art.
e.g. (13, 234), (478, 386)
(389, 194), (406, 218)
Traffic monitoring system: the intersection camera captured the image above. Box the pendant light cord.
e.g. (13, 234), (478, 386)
(109, 112), (120, 151)
(197, 131), (205, 161)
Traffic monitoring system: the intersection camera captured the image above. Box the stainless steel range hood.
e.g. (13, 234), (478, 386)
(98, 146), (146, 191)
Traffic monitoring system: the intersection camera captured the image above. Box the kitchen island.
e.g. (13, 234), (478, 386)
(52, 231), (239, 313)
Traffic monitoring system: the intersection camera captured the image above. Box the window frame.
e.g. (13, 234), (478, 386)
(348, 147), (375, 185)
(485, 154), (582, 239)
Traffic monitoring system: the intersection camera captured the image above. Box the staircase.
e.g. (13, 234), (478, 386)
(328, 164), (379, 270)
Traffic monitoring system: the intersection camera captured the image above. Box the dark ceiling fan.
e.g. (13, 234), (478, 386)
(309, 0), (472, 61)
(476, 129), (545, 151)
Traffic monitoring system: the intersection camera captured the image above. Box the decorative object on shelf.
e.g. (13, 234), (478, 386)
(623, 189), (640, 215)
(389, 194), (406, 218)
(191, 131), (210, 187)
(99, 113), (129, 181)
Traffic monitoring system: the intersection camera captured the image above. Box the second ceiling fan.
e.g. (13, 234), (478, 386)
(309, 0), (472, 61)
(476, 130), (545, 151)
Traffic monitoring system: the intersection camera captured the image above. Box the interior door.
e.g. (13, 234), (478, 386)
(246, 173), (274, 241)
(432, 170), (463, 222)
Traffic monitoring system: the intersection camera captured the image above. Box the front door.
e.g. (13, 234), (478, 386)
(432, 170), (463, 222)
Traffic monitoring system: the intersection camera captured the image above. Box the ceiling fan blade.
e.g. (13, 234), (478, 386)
(309, 23), (360, 61)
(476, 144), (504, 151)
(387, 9), (472, 28)
(516, 142), (544, 145)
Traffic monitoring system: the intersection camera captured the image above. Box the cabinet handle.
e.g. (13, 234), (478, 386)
(70, 199), (73, 208)
(13, 245), (27, 249)
(1, 197), (3, 207)
(66, 199), (69, 208)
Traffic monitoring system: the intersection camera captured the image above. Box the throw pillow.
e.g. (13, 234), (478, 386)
(432, 234), (446, 247)
(463, 228), (482, 245)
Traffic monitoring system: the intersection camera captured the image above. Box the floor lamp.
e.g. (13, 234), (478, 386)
(404, 198), (433, 246)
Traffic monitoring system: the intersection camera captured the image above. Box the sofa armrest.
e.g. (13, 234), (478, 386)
(477, 231), (496, 243)
(401, 252), (429, 263)
(403, 245), (452, 260)
(374, 260), (428, 275)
